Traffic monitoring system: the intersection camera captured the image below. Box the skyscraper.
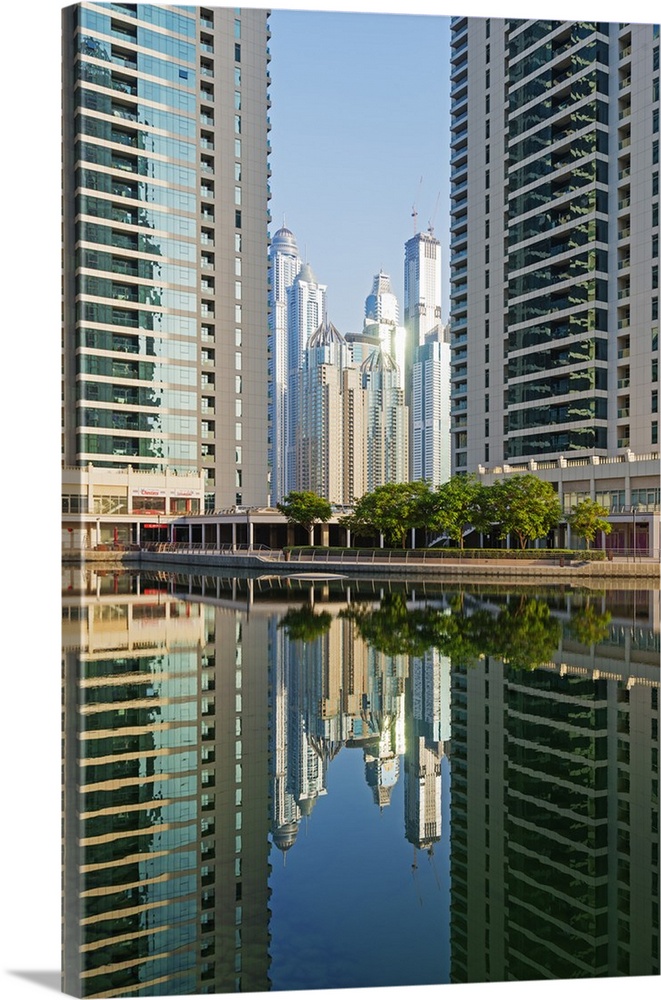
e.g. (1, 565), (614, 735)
(404, 229), (443, 351)
(62, 4), (271, 510)
(404, 229), (444, 479)
(411, 324), (452, 485)
(449, 17), (660, 479)
(286, 262), (327, 492)
(361, 348), (409, 490)
(364, 270), (407, 380)
(268, 224), (302, 504)
(298, 318), (349, 502)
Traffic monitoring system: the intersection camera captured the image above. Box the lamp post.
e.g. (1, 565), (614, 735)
(631, 505), (637, 561)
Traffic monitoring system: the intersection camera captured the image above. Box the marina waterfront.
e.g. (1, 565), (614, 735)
(62, 567), (659, 995)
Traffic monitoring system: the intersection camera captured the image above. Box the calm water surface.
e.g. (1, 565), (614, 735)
(62, 568), (659, 996)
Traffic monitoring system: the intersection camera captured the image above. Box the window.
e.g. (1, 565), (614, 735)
(652, 389), (658, 413)
(235, 210), (241, 228)
(653, 421), (658, 445)
(235, 42), (241, 62)
(235, 233), (242, 252)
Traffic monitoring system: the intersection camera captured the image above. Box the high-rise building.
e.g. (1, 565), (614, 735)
(361, 347), (409, 490)
(449, 17), (660, 482)
(411, 324), (452, 485)
(404, 229), (444, 478)
(364, 270), (407, 381)
(404, 230), (443, 349)
(298, 318), (350, 502)
(62, 4), (271, 511)
(286, 262), (327, 492)
(268, 224), (302, 504)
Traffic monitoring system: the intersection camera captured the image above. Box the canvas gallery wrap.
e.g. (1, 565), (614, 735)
(61, 3), (660, 998)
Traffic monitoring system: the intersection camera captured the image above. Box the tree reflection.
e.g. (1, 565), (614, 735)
(278, 604), (333, 642)
(566, 604), (612, 646)
(343, 592), (563, 670)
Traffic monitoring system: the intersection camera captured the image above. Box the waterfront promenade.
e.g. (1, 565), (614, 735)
(63, 543), (660, 584)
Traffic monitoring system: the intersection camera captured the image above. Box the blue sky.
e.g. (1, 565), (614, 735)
(267, 8), (451, 332)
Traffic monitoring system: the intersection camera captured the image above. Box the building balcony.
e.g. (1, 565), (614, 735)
(617, 377), (630, 388)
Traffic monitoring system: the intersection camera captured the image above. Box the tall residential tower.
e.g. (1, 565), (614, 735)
(62, 3), (271, 510)
(449, 17), (660, 478)
(268, 224), (302, 503)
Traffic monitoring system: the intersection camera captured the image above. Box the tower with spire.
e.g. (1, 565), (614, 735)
(268, 223), (302, 504)
(286, 263), (327, 495)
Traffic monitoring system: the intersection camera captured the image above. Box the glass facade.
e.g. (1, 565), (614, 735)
(63, 3), (271, 505)
(69, 3), (200, 471)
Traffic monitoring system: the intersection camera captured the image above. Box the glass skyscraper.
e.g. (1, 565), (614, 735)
(62, 4), (271, 509)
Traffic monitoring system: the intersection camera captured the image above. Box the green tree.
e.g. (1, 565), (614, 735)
(567, 498), (612, 549)
(277, 491), (332, 545)
(431, 475), (484, 548)
(340, 481), (434, 548)
(491, 475), (561, 549)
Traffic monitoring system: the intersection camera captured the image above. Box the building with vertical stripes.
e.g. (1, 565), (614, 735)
(62, 4), (271, 511)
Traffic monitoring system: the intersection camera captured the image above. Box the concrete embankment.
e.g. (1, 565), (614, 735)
(63, 548), (660, 586)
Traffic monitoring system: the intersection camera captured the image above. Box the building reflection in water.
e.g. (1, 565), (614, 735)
(62, 568), (659, 994)
(62, 568), (271, 997)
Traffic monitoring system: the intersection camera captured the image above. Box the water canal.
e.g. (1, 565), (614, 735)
(61, 567), (659, 996)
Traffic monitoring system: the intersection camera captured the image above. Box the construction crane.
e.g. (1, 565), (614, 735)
(428, 191), (441, 236)
(411, 175), (423, 234)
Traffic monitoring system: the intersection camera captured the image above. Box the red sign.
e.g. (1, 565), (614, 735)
(143, 523), (168, 529)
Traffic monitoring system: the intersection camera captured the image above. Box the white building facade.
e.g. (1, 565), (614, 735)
(404, 230), (443, 476)
(411, 324), (452, 486)
(286, 263), (327, 494)
(268, 224), (302, 504)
